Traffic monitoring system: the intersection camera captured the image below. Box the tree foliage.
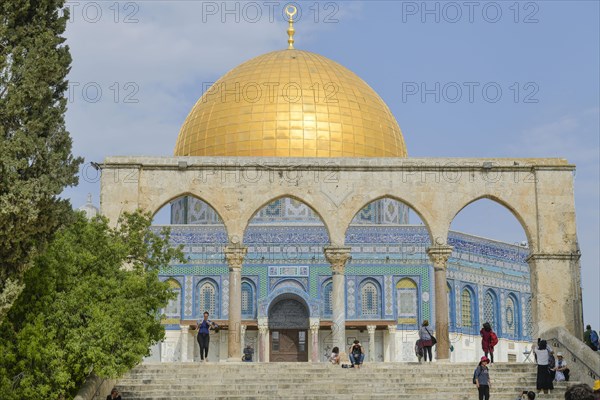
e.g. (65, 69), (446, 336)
(0, 0), (82, 319)
(0, 211), (184, 399)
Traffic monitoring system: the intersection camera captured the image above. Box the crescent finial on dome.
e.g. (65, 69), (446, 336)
(286, 5), (297, 49)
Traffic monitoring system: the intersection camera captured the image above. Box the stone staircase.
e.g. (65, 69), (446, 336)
(110, 362), (576, 400)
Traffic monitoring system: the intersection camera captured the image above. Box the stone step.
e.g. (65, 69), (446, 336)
(109, 362), (573, 400)
(113, 392), (569, 400)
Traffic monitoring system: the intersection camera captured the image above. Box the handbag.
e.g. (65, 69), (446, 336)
(425, 328), (437, 345)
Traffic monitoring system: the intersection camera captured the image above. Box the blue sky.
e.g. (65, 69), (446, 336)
(61, 1), (599, 329)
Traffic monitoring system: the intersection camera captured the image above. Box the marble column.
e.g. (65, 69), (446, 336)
(310, 319), (320, 362)
(258, 318), (269, 363)
(367, 325), (376, 362)
(324, 246), (351, 352)
(240, 324), (247, 359)
(427, 245), (453, 361)
(225, 245), (247, 361)
(387, 325), (396, 362)
(180, 325), (189, 362)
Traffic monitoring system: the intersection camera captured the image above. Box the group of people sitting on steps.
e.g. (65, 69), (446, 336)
(328, 339), (365, 368)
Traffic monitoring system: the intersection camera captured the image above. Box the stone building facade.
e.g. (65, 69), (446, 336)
(99, 19), (583, 363)
(150, 196), (533, 363)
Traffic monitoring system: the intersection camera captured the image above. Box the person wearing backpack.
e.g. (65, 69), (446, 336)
(584, 325), (599, 351)
(533, 339), (554, 394)
(480, 322), (498, 363)
(473, 356), (492, 400)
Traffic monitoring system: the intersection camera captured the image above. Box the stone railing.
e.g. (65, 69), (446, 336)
(541, 326), (600, 386)
(74, 373), (117, 400)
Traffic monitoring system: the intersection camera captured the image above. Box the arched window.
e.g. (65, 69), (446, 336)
(361, 281), (380, 317)
(241, 281), (255, 318)
(323, 282), (333, 317)
(484, 290), (498, 332)
(199, 281), (216, 316)
(505, 294), (519, 337)
(397, 278), (418, 325)
(461, 288), (473, 331)
(164, 278), (181, 317)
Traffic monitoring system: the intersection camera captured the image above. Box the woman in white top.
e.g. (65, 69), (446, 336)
(533, 340), (554, 394)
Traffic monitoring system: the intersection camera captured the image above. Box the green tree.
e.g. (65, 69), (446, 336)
(0, 211), (184, 399)
(0, 0), (82, 319)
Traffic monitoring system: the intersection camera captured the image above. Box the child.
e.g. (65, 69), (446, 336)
(415, 339), (424, 363)
(474, 356), (491, 400)
(329, 346), (340, 365)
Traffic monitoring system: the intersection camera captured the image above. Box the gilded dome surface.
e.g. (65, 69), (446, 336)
(174, 49), (407, 157)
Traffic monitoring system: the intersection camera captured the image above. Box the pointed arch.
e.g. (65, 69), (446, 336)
(504, 293), (521, 339)
(322, 279), (333, 318)
(242, 195), (331, 244)
(460, 285), (478, 334)
(163, 278), (182, 318)
(358, 278), (382, 318)
(483, 289), (501, 334)
(241, 279), (256, 319)
(344, 195), (434, 245)
(196, 278), (219, 318)
(449, 194), (535, 250)
(151, 193), (226, 224)
(397, 278), (419, 326)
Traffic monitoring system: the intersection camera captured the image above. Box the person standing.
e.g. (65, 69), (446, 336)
(474, 356), (492, 400)
(196, 311), (218, 362)
(533, 340), (554, 394)
(584, 325), (599, 351)
(419, 320), (434, 362)
(480, 322), (497, 363)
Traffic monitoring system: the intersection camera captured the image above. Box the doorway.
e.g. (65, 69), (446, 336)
(268, 297), (309, 362)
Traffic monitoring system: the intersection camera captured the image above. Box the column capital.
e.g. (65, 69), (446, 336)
(323, 246), (352, 274)
(387, 325), (397, 334)
(180, 324), (189, 332)
(258, 325), (269, 335)
(366, 325), (376, 335)
(426, 245), (453, 271)
(310, 322), (320, 334)
(224, 245), (248, 271)
(240, 324), (247, 334)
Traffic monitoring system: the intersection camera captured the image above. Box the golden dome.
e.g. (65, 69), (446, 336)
(174, 49), (407, 158)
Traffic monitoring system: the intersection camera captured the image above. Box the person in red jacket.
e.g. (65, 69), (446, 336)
(480, 322), (497, 363)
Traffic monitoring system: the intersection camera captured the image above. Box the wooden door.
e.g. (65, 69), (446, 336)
(270, 329), (308, 362)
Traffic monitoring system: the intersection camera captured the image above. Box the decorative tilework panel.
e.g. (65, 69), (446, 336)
(484, 291), (497, 330)
(505, 295), (516, 336)
(184, 276), (193, 317)
(347, 279), (356, 318)
(222, 278), (229, 318)
(384, 275), (393, 316)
